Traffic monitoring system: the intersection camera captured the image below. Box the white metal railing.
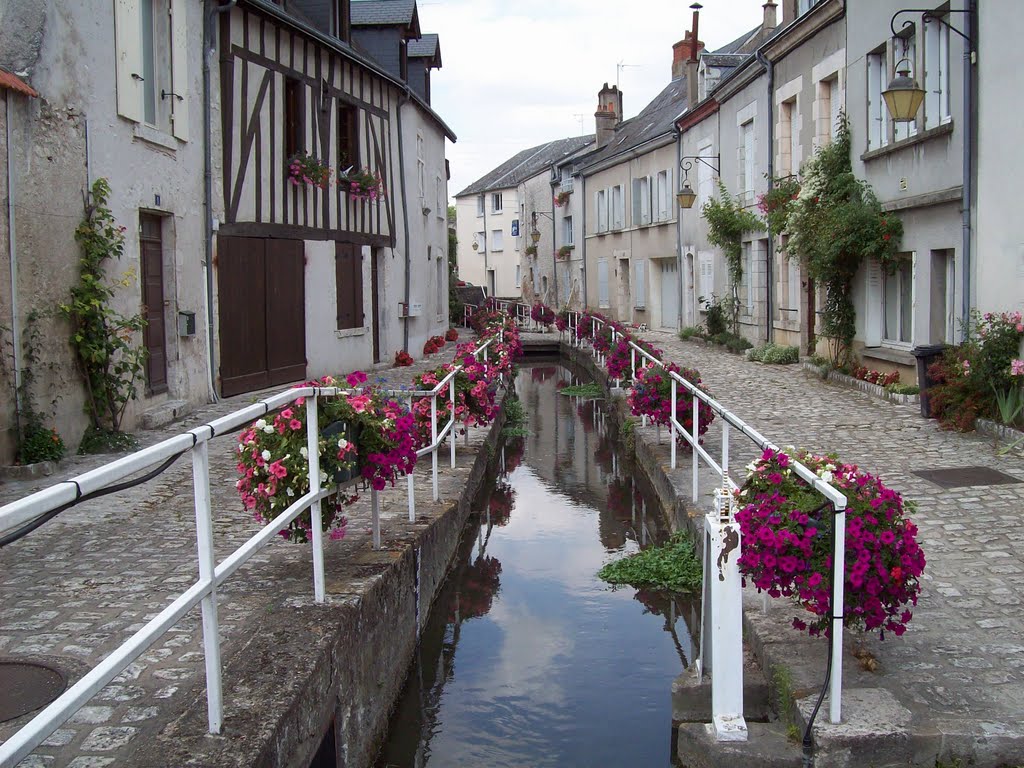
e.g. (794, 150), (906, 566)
(0, 330), (503, 764)
(568, 311), (849, 738)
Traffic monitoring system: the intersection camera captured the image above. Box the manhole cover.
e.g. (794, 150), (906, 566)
(0, 661), (66, 722)
(912, 466), (1023, 489)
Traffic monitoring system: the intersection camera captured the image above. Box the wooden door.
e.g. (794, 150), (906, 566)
(218, 236), (306, 396)
(370, 250), (380, 363)
(140, 213), (168, 394)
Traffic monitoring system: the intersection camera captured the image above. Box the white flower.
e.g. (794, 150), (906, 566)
(820, 471), (834, 484)
(264, 425), (274, 434)
(261, 450), (271, 461)
(338, 438), (349, 450)
(825, 463), (836, 471)
(286, 487), (295, 497)
(255, 419), (267, 429)
(238, 443), (245, 453)
(300, 447), (309, 459)
(745, 461), (757, 473)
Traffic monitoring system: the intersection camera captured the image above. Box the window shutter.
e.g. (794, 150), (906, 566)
(863, 258), (883, 347)
(114, 0), (144, 122)
(353, 248), (365, 326)
(169, 0), (189, 140)
(598, 260), (609, 307)
(631, 179), (642, 226)
(634, 259), (647, 309)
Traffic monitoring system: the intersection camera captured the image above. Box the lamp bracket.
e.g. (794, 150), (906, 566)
(890, 9), (971, 46)
(679, 154), (721, 177)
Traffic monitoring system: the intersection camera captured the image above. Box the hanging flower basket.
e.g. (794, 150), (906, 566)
(525, 245), (538, 257)
(288, 153), (331, 189)
(554, 190), (572, 207)
(557, 245), (574, 260)
(339, 168), (385, 201)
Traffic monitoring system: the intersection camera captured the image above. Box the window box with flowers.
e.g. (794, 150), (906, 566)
(288, 153), (331, 189)
(554, 190), (571, 208)
(556, 245), (574, 261)
(339, 168), (385, 201)
(524, 244), (538, 257)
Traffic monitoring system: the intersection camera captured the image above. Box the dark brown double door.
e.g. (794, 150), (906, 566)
(218, 236), (306, 397)
(140, 214), (168, 394)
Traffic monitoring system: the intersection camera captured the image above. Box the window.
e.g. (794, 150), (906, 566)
(743, 241), (754, 314)
(337, 102), (358, 170)
(491, 229), (504, 252)
(515, 264), (521, 287)
(114, 0), (189, 139)
(416, 133), (425, 201)
(436, 176), (444, 217)
(596, 189), (608, 232)
(611, 185), (625, 229)
(476, 231), (485, 251)
(285, 78), (304, 158)
(491, 193), (503, 213)
(924, 15), (950, 129)
(597, 260), (610, 307)
(563, 215), (574, 246)
(829, 78), (841, 139)
(817, 76), (840, 145)
(477, 195), (485, 217)
(698, 252), (713, 301)
(929, 249), (955, 344)
(798, 0), (822, 14)
(779, 99), (795, 176)
(634, 259), (647, 309)
(335, 243), (364, 330)
(883, 256), (913, 344)
(656, 170), (671, 222)
(894, 31), (919, 140)
(738, 120), (755, 201)
(632, 176), (651, 226)
(436, 249), (445, 317)
(866, 49), (889, 150)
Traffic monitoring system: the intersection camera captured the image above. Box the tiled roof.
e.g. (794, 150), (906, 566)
(351, 0), (416, 26)
(407, 33), (438, 58)
(701, 53), (747, 67)
(455, 135), (596, 198)
(0, 67), (38, 97)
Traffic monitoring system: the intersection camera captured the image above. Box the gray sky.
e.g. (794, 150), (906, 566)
(420, 0), (776, 201)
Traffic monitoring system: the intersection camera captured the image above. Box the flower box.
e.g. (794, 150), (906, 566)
(322, 419), (363, 486)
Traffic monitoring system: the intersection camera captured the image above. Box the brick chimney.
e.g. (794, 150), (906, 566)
(762, 1), (778, 34)
(685, 4), (704, 106)
(672, 31), (705, 80)
(594, 83), (623, 149)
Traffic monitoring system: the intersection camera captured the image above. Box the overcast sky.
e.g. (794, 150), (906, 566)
(419, 0), (775, 201)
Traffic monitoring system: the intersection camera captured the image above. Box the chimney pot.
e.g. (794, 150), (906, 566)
(763, 1), (778, 31)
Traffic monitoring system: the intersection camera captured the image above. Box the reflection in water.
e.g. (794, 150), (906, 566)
(374, 364), (698, 768)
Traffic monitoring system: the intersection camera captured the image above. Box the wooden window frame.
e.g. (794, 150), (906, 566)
(285, 77), (304, 159)
(337, 101), (358, 170)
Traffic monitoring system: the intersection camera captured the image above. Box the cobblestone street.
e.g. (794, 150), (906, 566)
(634, 330), (1024, 760)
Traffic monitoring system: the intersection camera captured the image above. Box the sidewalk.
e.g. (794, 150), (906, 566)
(0, 341), (487, 767)
(634, 330), (1024, 766)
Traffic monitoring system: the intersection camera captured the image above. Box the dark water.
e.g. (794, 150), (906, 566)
(373, 364), (699, 768)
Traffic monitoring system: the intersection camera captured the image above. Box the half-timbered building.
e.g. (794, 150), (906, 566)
(214, 0), (454, 395)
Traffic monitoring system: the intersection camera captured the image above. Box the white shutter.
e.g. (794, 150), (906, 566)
(631, 178), (642, 226)
(699, 252), (713, 300)
(598, 260), (610, 307)
(642, 176), (652, 224)
(634, 259), (647, 309)
(169, 0), (190, 140)
(863, 259), (883, 347)
(114, 0), (144, 122)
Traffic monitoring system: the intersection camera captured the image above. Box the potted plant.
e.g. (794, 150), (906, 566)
(338, 167), (385, 200)
(288, 153), (331, 189)
(554, 190), (571, 207)
(557, 245), (574, 260)
(525, 244), (538, 257)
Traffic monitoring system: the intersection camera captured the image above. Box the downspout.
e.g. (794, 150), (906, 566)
(6, 90), (23, 436)
(580, 174), (587, 308)
(961, 0), (974, 340)
(203, 0), (236, 403)
(397, 92), (412, 350)
(675, 125), (684, 331)
(551, 182), (558, 306)
(482, 198), (488, 295)
(756, 49), (774, 344)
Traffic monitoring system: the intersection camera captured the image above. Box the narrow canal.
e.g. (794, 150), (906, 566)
(373, 363), (699, 768)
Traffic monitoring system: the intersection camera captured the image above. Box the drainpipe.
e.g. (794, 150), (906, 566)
(675, 125), (685, 330)
(202, 0), (236, 403)
(756, 49), (775, 344)
(482, 198), (488, 296)
(960, 0), (974, 341)
(6, 89), (23, 437)
(580, 174), (587, 308)
(551, 182), (558, 306)
(397, 93), (412, 350)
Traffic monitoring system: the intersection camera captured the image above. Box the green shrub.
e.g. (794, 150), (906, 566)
(559, 383), (604, 399)
(597, 532), (702, 593)
(709, 331), (753, 353)
(749, 343), (799, 364)
(78, 426), (138, 455)
(702, 294), (732, 337)
(17, 423), (66, 464)
(887, 382), (920, 396)
(809, 354), (831, 368)
(679, 326), (704, 340)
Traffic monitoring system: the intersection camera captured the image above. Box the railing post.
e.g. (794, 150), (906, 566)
(449, 379), (457, 468)
(431, 394), (439, 501)
(830, 502), (847, 724)
(670, 377), (677, 470)
(371, 488), (381, 549)
(630, 347), (636, 382)
(191, 440), (223, 734)
(408, 473), (415, 523)
(306, 395), (326, 604)
(692, 392), (700, 503)
(721, 421), (730, 490)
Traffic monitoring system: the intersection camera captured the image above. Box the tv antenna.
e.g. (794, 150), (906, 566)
(573, 113), (586, 134)
(616, 60), (640, 89)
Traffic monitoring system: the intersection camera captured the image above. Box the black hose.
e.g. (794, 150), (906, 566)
(801, 500), (838, 768)
(0, 451), (186, 548)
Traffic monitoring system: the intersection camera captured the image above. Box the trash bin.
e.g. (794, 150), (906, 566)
(911, 344), (948, 418)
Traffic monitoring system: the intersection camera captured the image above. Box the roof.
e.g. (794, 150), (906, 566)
(701, 53), (747, 67)
(407, 33), (438, 59)
(351, 0), (417, 26)
(578, 75), (687, 174)
(0, 67), (38, 97)
(455, 135), (596, 197)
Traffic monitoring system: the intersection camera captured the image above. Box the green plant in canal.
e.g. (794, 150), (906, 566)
(500, 396), (530, 438)
(558, 383), (604, 399)
(597, 532), (702, 593)
(619, 417), (636, 455)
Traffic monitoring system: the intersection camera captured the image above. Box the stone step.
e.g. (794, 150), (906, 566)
(140, 399), (191, 430)
(676, 720), (803, 768)
(672, 655), (773, 723)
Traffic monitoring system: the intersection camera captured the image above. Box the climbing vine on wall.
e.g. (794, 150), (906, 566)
(701, 180), (763, 331)
(784, 115), (903, 367)
(60, 178), (147, 436)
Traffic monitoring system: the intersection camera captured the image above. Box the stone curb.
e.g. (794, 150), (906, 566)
(800, 361), (920, 406)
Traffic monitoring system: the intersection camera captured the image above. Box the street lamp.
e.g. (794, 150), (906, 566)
(677, 155), (720, 209)
(884, 9), (972, 123)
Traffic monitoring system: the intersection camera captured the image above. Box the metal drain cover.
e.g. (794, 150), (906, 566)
(912, 466), (1023, 489)
(0, 661), (66, 722)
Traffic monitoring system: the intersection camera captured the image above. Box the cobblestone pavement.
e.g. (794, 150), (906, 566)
(0, 341), (493, 767)
(633, 330), (1024, 759)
